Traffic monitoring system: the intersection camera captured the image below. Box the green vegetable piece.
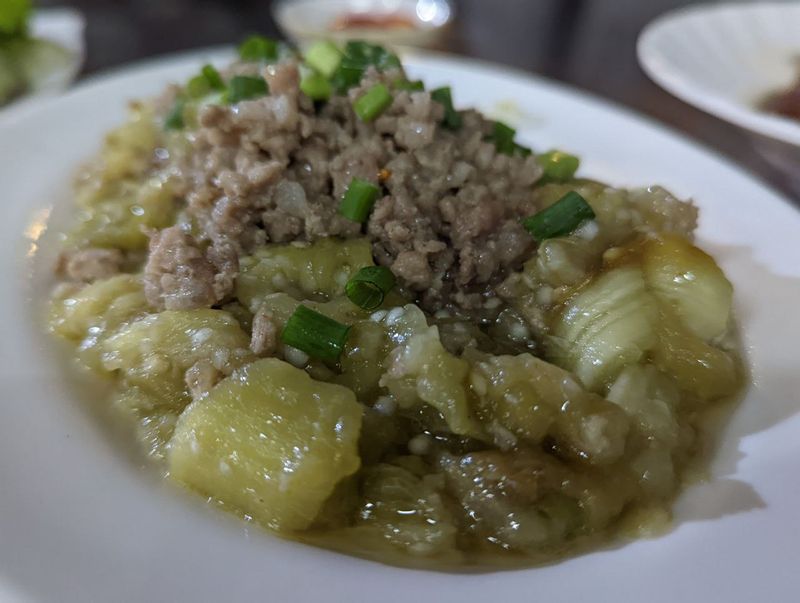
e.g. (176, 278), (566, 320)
(537, 150), (580, 182)
(186, 75), (210, 99)
(0, 0), (30, 36)
(516, 144), (533, 157)
(164, 98), (186, 130)
(186, 65), (225, 99)
(492, 121), (517, 155)
(394, 79), (425, 91)
(281, 305), (351, 363)
(201, 64), (225, 90)
(330, 59), (365, 93)
(305, 40), (342, 78)
(168, 358), (363, 532)
(522, 191), (596, 240)
(430, 86), (462, 129)
(300, 71), (332, 101)
(238, 35), (279, 62)
(340, 177), (381, 222)
(353, 83), (393, 121)
(346, 266), (396, 310)
(224, 75), (268, 104)
(328, 41), (401, 94)
(344, 40), (401, 70)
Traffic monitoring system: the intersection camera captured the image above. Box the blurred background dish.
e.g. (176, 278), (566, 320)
(273, 0), (453, 48)
(0, 6), (84, 108)
(638, 1), (800, 196)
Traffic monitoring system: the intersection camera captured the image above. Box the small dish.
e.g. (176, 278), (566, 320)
(272, 0), (453, 48)
(0, 7), (85, 114)
(637, 2), (800, 147)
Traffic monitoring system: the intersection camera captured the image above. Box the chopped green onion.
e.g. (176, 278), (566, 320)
(164, 98), (185, 130)
(395, 79), (425, 91)
(353, 83), (393, 122)
(0, 0), (30, 36)
(431, 86), (462, 129)
(300, 71), (332, 101)
(186, 65), (225, 99)
(186, 75), (211, 99)
(346, 266), (396, 310)
(305, 40), (342, 78)
(344, 41), (401, 70)
(516, 144), (533, 157)
(238, 35), (279, 62)
(489, 121), (531, 156)
(329, 41), (401, 94)
(224, 75), (269, 104)
(201, 64), (225, 91)
(522, 191), (596, 240)
(340, 177), (381, 222)
(330, 59), (365, 94)
(492, 121), (517, 155)
(536, 150), (580, 182)
(281, 305), (351, 363)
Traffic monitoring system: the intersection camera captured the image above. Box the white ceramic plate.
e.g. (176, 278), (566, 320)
(638, 1), (800, 147)
(2, 48), (800, 603)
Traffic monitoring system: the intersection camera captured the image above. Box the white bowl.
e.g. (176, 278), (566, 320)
(638, 2), (800, 147)
(273, 0), (453, 48)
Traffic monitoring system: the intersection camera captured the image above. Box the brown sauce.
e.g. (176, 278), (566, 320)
(761, 76), (800, 121)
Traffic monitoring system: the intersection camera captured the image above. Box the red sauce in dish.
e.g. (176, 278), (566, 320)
(331, 12), (416, 31)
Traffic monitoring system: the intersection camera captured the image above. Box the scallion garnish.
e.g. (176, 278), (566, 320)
(224, 75), (269, 104)
(164, 98), (185, 130)
(340, 177), (381, 222)
(536, 150), (580, 182)
(353, 83), (393, 122)
(300, 71), (332, 101)
(516, 144), (533, 157)
(522, 191), (596, 240)
(492, 121), (517, 155)
(346, 266), (396, 310)
(186, 75), (210, 99)
(329, 41), (401, 94)
(430, 86), (462, 130)
(344, 41), (401, 70)
(238, 35), (279, 62)
(186, 64), (225, 99)
(201, 64), (225, 91)
(281, 305), (351, 363)
(331, 59), (366, 94)
(305, 40), (343, 78)
(395, 79), (425, 92)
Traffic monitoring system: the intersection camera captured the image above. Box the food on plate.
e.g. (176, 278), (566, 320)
(761, 74), (800, 121)
(47, 36), (743, 568)
(0, 0), (74, 106)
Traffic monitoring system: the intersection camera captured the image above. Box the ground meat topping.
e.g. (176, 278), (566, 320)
(60, 248), (124, 282)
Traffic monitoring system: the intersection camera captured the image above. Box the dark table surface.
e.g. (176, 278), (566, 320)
(40, 0), (799, 201)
